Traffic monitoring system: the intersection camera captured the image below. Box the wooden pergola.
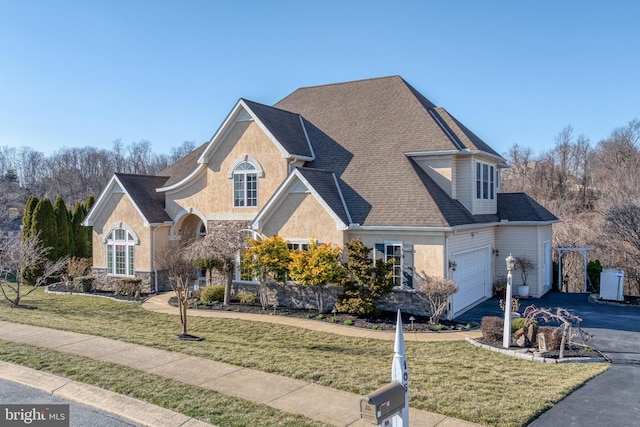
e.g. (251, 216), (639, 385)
(556, 247), (590, 292)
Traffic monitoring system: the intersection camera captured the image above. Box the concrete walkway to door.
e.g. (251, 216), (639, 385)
(457, 291), (640, 426)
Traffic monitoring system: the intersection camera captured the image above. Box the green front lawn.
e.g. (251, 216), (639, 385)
(0, 288), (608, 426)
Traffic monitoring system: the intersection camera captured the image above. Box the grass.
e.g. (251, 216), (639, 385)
(0, 287), (609, 426)
(0, 340), (328, 427)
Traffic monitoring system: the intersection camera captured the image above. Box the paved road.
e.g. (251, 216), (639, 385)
(0, 379), (142, 427)
(458, 291), (640, 426)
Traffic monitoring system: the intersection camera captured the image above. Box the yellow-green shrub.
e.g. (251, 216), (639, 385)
(200, 285), (225, 303)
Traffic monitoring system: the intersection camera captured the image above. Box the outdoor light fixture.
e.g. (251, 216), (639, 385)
(492, 247), (499, 257)
(505, 253), (515, 272)
(503, 253), (515, 349)
(448, 260), (457, 271)
(409, 316), (415, 331)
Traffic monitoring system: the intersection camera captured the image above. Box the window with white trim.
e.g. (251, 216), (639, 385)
(475, 161), (495, 200)
(105, 228), (136, 276)
(287, 242), (310, 251)
(385, 242), (402, 287)
(233, 161), (258, 207)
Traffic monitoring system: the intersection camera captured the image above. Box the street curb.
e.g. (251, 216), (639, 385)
(0, 361), (215, 427)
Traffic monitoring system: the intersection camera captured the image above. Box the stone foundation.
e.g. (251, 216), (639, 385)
(90, 268), (170, 294)
(231, 281), (436, 317)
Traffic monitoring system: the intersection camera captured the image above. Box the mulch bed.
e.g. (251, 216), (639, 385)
(182, 298), (477, 333)
(46, 282), (146, 302)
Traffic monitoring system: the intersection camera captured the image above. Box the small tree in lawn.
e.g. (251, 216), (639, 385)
(289, 241), (346, 313)
(188, 222), (247, 306)
(0, 234), (67, 308)
(160, 237), (200, 340)
(241, 235), (291, 309)
(415, 272), (458, 325)
(336, 238), (394, 316)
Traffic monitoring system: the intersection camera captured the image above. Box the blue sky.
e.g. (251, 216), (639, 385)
(1, 1), (638, 158)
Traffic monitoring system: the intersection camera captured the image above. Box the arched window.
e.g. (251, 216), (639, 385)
(105, 228), (136, 276)
(233, 161), (258, 207)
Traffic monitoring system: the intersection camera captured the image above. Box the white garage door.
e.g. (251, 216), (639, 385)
(451, 247), (490, 316)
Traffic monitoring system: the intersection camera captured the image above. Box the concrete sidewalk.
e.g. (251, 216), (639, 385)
(0, 320), (481, 427)
(141, 292), (483, 343)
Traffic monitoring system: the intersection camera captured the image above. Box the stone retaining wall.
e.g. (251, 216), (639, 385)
(233, 281), (434, 316)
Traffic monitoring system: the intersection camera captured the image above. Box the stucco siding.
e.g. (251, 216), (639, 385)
(261, 192), (345, 245)
(91, 193), (151, 271)
(166, 120), (290, 220)
(348, 231), (446, 281)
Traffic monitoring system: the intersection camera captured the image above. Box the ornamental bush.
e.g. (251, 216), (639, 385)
(73, 276), (94, 293)
(200, 285), (225, 303)
(481, 316), (504, 341)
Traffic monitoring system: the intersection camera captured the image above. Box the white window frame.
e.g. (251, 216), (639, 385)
(232, 161), (258, 207)
(287, 240), (311, 252)
(384, 241), (403, 287)
(475, 161), (495, 200)
(105, 228), (136, 277)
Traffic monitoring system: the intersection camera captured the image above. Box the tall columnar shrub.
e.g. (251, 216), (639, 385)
(53, 196), (70, 259)
(30, 198), (57, 261)
(21, 195), (39, 241)
(72, 202), (88, 258)
(84, 195), (94, 257)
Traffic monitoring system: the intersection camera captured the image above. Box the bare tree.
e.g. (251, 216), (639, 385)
(159, 236), (201, 339)
(414, 272), (457, 324)
(188, 221), (248, 306)
(0, 234), (67, 307)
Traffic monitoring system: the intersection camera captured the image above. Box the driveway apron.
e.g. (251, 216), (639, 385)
(457, 291), (640, 426)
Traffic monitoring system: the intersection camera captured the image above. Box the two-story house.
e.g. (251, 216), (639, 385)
(84, 76), (558, 318)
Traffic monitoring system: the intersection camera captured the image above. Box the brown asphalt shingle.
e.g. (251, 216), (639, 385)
(115, 173), (172, 224)
(275, 75), (499, 227)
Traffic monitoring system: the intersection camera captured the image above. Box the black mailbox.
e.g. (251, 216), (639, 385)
(360, 382), (405, 424)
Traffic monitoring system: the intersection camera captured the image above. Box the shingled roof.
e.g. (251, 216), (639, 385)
(274, 75), (506, 227)
(242, 99), (314, 159)
(114, 173), (172, 224)
(497, 193), (559, 222)
(296, 167), (351, 226)
(156, 142), (207, 188)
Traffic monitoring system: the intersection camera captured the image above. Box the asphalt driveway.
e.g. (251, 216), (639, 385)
(457, 291), (640, 426)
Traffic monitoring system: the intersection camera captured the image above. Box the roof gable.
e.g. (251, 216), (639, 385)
(252, 167), (351, 231)
(84, 174), (171, 227)
(199, 99), (313, 165)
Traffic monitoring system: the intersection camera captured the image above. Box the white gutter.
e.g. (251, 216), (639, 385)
(151, 225), (158, 293)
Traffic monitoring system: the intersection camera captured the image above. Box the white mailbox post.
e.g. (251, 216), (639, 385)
(391, 310), (409, 427)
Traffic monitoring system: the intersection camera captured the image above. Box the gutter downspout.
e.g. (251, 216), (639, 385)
(152, 226), (158, 293)
(445, 233), (453, 320)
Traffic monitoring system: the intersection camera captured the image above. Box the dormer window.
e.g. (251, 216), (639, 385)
(476, 161), (495, 200)
(233, 161), (258, 207)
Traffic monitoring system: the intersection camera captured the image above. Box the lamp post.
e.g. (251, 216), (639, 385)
(503, 254), (515, 349)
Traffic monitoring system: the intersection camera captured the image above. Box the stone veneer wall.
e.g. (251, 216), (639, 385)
(91, 268), (168, 294)
(233, 281), (435, 317)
